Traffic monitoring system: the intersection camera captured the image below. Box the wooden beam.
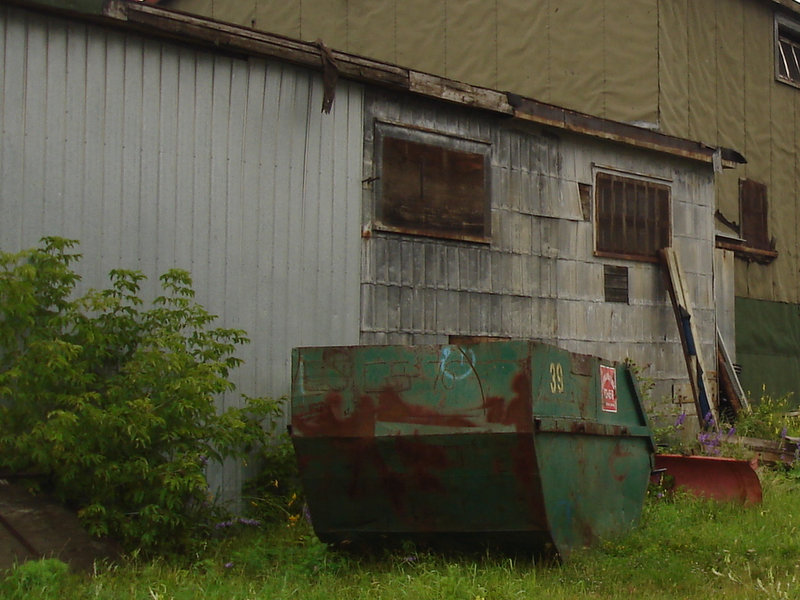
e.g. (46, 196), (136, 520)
(659, 248), (718, 429)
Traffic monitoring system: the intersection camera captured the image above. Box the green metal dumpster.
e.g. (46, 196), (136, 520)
(291, 341), (655, 557)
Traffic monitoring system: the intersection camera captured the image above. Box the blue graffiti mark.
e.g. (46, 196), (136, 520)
(439, 346), (476, 386)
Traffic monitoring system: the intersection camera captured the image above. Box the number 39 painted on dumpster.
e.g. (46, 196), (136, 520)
(549, 362), (564, 394)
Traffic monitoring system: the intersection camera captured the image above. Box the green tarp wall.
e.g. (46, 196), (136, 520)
(736, 297), (800, 404)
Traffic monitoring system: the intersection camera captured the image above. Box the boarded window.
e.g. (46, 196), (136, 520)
(603, 265), (629, 303)
(375, 123), (491, 243)
(594, 171), (671, 261)
(739, 179), (771, 251)
(777, 16), (800, 87)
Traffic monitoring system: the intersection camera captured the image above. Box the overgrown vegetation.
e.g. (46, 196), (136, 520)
(0, 237), (281, 554)
(243, 432), (305, 525)
(3, 469), (800, 600)
(735, 389), (800, 440)
(653, 389), (800, 457)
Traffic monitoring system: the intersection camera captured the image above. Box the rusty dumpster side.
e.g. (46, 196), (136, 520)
(290, 341), (655, 557)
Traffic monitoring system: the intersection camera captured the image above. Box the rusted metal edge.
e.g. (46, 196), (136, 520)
(534, 418), (651, 439)
(9, 0), (747, 167)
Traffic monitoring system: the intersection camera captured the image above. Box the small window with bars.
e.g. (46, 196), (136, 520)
(603, 265), (629, 304)
(594, 171), (671, 262)
(776, 15), (800, 87)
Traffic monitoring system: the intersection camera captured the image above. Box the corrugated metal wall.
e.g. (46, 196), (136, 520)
(0, 5), (363, 502)
(361, 90), (716, 419)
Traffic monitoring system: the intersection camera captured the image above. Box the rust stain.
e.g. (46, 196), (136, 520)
(510, 436), (548, 527)
(484, 371), (533, 432)
(608, 442), (632, 483)
(292, 392), (376, 437)
(343, 436), (451, 521)
(377, 387), (474, 427)
(394, 437), (449, 493)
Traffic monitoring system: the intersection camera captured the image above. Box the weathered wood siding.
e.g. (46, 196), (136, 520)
(0, 5), (363, 502)
(361, 90), (716, 418)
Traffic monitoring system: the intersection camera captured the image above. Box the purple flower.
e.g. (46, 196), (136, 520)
(224, 562), (234, 569)
(238, 518), (261, 527)
(214, 520), (235, 529)
(727, 426), (736, 437)
(675, 412), (686, 427)
(781, 427), (788, 439)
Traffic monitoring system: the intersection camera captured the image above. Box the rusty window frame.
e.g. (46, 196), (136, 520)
(739, 179), (772, 251)
(593, 170), (671, 263)
(374, 121), (491, 244)
(776, 14), (800, 88)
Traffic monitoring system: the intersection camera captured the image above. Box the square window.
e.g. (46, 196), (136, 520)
(594, 171), (671, 262)
(375, 123), (491, 243)
(776, 15), (800, 87)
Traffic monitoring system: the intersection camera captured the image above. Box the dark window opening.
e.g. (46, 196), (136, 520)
(739, 179), (772, 252)
(376, 123), (491, 243)
(594, 171), (671, 262)
(777, 16), (800, 87)
(604, 265), (629, 303)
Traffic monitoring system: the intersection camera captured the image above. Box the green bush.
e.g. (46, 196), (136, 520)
(0, 237), (281, 554)
(1, 558), (70, 600)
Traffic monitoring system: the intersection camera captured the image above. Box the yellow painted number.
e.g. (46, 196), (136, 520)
(549, 362), (564, 394)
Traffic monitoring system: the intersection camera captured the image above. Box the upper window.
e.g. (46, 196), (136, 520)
(375, 122), (491, 243)
(776, 15), (800, 87)
(594, 171), (671, 262)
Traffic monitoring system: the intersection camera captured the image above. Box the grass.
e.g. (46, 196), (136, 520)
(4, 468), (800, 600)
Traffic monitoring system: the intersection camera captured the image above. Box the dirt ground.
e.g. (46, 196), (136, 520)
(0, 480), (121, 572)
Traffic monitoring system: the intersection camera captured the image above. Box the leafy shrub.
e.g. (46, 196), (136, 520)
(0, 237), (280, 553)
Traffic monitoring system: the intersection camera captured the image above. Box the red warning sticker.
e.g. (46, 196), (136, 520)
(600, 365), (617, 413)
